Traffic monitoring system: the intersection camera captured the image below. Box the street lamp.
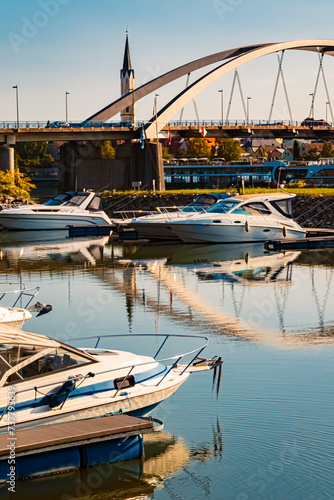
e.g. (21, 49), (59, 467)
(12, 85), (19, 127)
(247, 97), (252, 124)
(309, 93), (314, 120)
(326, 101), (330, 124)
(65, 92), (70, 123)
(218, 89), (223, 125)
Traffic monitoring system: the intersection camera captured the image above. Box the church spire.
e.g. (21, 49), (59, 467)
(121, 30), (134, 79)
(120, 31), (135, 123)
(121, 30), (133, 77)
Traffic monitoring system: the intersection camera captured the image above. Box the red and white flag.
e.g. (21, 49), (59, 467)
(200, 128), (207, 137)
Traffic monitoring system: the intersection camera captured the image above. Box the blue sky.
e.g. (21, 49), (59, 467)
(1, 0), (334, 123)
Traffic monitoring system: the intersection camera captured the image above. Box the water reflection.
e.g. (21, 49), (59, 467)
(0, 231), (334, 344)
(2, 421), (223, 500)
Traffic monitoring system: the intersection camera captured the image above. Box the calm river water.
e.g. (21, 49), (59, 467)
(0, 231), (333, 500)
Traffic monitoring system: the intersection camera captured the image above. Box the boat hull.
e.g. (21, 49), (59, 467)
(128, 222), (181, 241)
(1, 376), (188, 432)
(169, 222), (306, 243)
(0, 213), (110, 231)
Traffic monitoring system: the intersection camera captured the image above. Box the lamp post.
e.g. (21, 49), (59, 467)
(65, 92), (70, 123)
(218, 89), (223, 125)
(309, 93), (314, 120)
(12, 85), (19, 127)
(247, 96), (252, 124)
(326, 101), (330, 124)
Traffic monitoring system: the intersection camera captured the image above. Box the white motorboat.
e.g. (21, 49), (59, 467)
(0, 326), (222, 432)
(0, 283), (52, 329)
(167, 193), (306, 243)
(0, 191), (112, 230)
(123, 193), (231, 240)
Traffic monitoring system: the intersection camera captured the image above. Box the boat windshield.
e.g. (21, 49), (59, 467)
(206, 200), (242, 214)
(62, 194), (90, 207)
(0, 343), (93, 386)
(43, 194), (72, 206)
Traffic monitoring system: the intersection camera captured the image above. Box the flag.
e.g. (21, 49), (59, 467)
(168, 127), (172, 145)
(140, 127), (146, 149)
(200, 128), (207, 137)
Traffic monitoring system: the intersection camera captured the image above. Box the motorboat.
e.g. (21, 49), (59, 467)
(0, 326), (222, 432)
(120, 193), (231, 241)
(0, 283), (52, 329)
(166, 193), (306, 243)
(0, 191), (112, 230)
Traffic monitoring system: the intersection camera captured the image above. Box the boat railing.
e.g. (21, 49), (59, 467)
(0, 283), (40, 309)
(114, 206), (183, 221)
(12, 334), (209, 398)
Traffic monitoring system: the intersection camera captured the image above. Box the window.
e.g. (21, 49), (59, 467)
(269, 199), (293, 218)
(231, 203), (272, 216)
(206, 200), (241, 214)
(87, 195), (103, 211)
(0, 344), (94, 385)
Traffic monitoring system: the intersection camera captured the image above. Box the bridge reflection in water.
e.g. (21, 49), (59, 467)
(0, 231), (334, 345)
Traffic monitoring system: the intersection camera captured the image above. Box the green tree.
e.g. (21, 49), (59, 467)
(302, 149), (320, 161)
(100, 141), (116, 159)
(293, 140), (300, 160)
(0, 170), (35, 199)
(186, 138), (211, 158)
(321, 141), (334, 158)
(216, 138), (241, 161)
(162, 146), (173, 160)
(15, 142), (54, 165)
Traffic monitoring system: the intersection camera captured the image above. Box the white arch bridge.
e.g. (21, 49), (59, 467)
(87, 39), (334, 139)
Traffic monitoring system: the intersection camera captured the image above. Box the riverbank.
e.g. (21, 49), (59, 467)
(101, 190), (334, 228)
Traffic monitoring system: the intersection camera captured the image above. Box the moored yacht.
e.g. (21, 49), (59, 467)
(0, 191), (112, 230)
(167, 193), (306, 243)
(0, 326), (222, 432)
(125, 193), (230, 240)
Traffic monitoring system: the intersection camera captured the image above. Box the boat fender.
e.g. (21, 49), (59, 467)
(282, 226), (287, 238)
(48, 377), (77, 409)
(245, 221), (249, 232)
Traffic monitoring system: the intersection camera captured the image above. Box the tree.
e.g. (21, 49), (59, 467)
(293, 140), (300, 160)
(302, 149), (320, 161)
(100, 141), (116, 159)
(186, 138), (211, 158)
(321, 141), (334, 158)
(0, 170), (35, 199)
(216, 138), (241, 161)
(162, 146), (173, 160)
(15, 142), (54, 165)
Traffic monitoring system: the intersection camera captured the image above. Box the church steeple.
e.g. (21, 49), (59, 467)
(120, 31), (135, 124)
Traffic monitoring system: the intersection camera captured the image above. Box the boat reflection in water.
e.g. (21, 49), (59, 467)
(0, 230), (112, 267)
(1, 424), (222, 500)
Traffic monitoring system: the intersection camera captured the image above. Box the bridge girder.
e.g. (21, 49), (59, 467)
(86, 39), (334, 135)
(144, 39), (334, 139)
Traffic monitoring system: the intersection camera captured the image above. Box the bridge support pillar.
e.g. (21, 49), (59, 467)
(0, 146), (15, 173)
(128, 141), (165, 190)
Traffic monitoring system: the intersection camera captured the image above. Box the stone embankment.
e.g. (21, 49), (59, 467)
(102, 192), (334, 229)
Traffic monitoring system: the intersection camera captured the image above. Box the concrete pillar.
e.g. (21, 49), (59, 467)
(0, 146), (15, 173)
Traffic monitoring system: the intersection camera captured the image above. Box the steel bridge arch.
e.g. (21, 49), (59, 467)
(144, 39), (334, 139)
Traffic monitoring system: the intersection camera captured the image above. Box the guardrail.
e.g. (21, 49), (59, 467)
(1, 120), (333, 129)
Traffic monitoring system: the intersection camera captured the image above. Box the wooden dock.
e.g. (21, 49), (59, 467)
(0, 414), (162, 480)
(267, 228), (334, 250)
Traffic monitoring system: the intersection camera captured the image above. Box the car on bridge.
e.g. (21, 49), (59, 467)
(301, 118), (330, 127)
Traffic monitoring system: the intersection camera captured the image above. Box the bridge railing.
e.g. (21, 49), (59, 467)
(0, 119), (333, 129)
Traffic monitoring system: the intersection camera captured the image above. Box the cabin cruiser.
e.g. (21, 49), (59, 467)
(0, 326), (222, 432)
(122, 193), (231, 240)
(0, 191), (112, 230)
(0, 284), (52, 329)
(167, 193), (306, 243)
